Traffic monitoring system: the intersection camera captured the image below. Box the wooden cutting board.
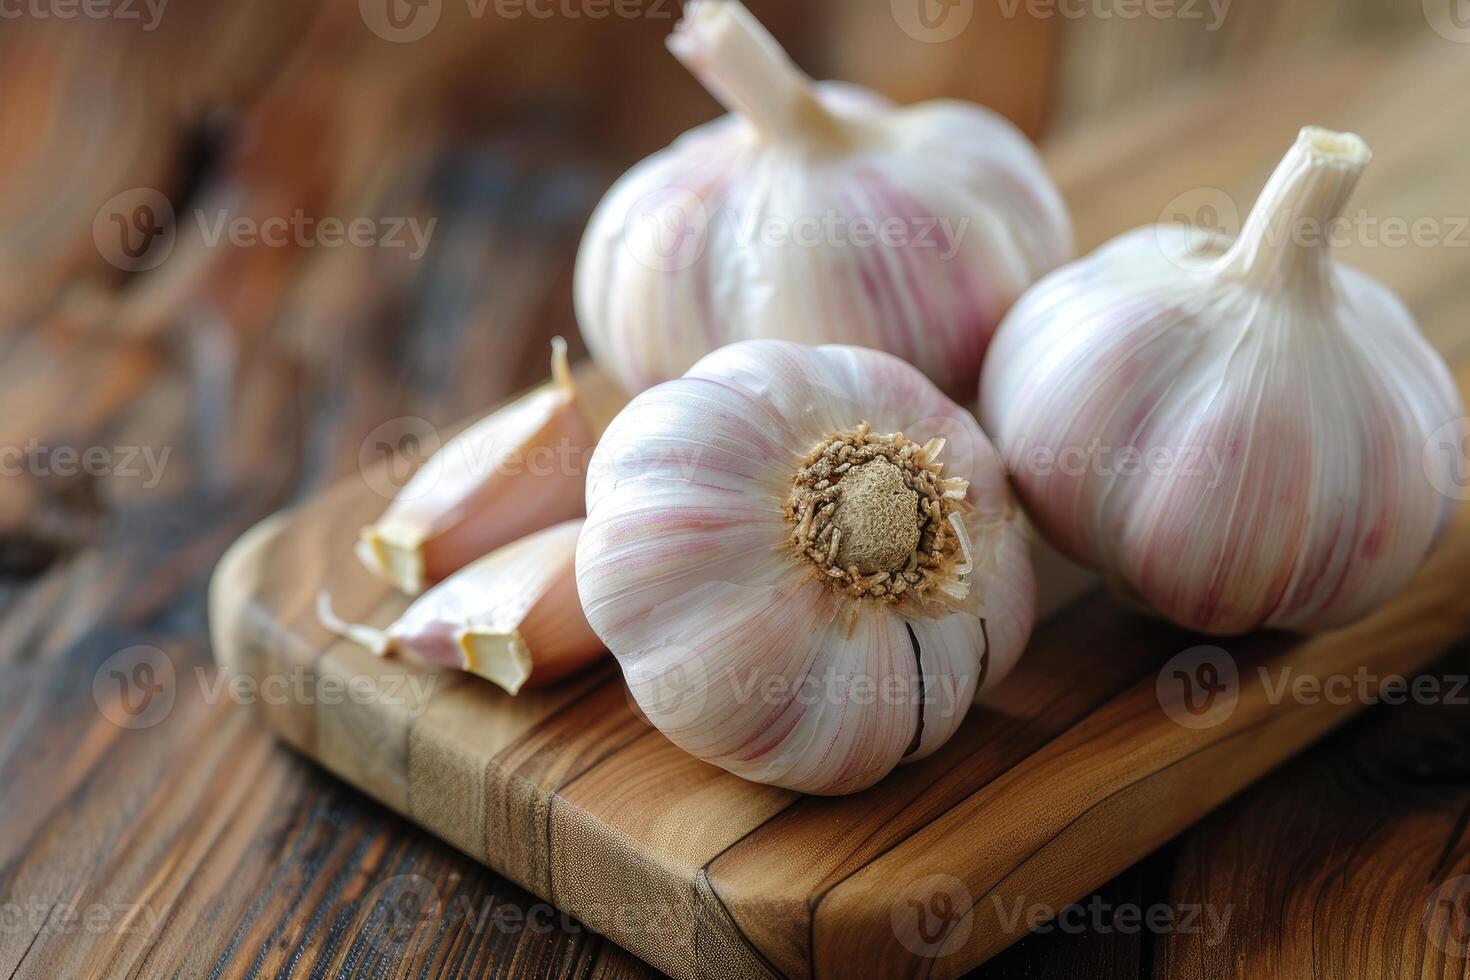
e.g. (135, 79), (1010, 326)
(208, 41), (1470, 980)
(207, 354), (1470, 980)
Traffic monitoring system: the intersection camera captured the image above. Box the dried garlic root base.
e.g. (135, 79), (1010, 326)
(788, 423), (973, 604)
(579, 340), (1038, 794)
(323, 520), (606, 694)
(357, 338), (628, 594)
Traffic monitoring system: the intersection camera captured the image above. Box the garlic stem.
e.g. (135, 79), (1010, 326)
(317, 591), (391, 657)
(667, 0), (834, 142)
(1217, 127), (1371, 295)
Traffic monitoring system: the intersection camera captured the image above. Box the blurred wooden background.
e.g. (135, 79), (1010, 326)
(0, 0), (1446, 356)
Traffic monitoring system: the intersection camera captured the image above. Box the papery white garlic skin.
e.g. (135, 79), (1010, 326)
(576, 339), (1035, 795)
(980, 127), (1464, 635)
(574, 0), (1072, 399)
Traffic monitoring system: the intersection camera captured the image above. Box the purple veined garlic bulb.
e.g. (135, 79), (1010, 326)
(576, 340), (1035, 795)
(574, 0), (1072, 400)
(980, 127), (1465, 635)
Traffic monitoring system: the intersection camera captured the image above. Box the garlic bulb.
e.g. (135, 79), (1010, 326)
(574, 0), (1072, 399)
(979, 127), (1464, 635)
(577, 340), (1034, 794)
(323, 520), (605, 694)
(358, 340), (626, 594)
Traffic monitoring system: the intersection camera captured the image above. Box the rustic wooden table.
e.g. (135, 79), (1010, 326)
(3, 25), (1470, 980)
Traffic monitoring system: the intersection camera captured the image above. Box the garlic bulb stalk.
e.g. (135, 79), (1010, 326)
(980, 127), (1464, 635)
(323, 520), (605, 694)
(577, 340), (1035, 795)
(574, 0), (1072, 399)
(357, 339), (627, 594)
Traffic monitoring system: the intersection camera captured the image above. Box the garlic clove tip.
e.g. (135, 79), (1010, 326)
(457, 629), (535, 696)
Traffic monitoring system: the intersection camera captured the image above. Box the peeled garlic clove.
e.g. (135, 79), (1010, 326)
(574, 0), (1072, 399)
(980, 127), (1465, 635)
(323, 520), (604, 694)
(357, 339), (626, 593)
(577, 339), (1035, 795)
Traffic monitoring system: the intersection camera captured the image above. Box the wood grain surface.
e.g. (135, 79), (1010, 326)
(3, 15), (1470, 980)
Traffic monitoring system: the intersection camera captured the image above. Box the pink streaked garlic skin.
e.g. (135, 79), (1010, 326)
(574, 0), (1071, 401)
(357, 342), (613, 594)
(980, 128), (1464, 635)
(325, 520), (606, 694)
(577, 340), (1035, 795)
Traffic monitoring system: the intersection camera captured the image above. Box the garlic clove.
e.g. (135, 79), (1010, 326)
(578, 339), (1035, 794)
(574, 0), (1072, 399)
(357, 339), (626, 594)
(325, 519), (605, 694)
(979, 127), (1464, 634)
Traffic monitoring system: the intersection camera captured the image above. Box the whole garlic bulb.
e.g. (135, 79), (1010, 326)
(574, 0), (1072, 399)
(980, 127), (1464, 635)
(577, 339), (1035, 795)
